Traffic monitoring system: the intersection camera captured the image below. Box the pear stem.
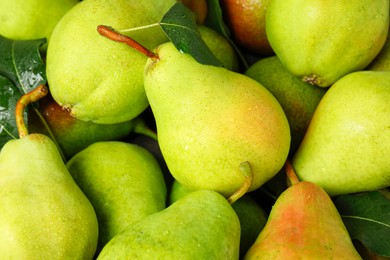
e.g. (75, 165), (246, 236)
(227, 161), (254, 205)
(97, 25), (159, 60)
(15, 84), (49, 138)
(285, 160), (300, 186)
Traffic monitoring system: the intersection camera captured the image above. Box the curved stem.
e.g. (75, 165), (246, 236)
(285, 160), (300, 186)
(228, 161), (254, 205)
(15, 84), (49, 138)
(132, 117), (158, 142)
(97, 25), (159, 60)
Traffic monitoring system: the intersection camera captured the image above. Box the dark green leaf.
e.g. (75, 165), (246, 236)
(204, 0), (249, 69)
(0, 36), (47, 147)
(160, 2), (223, 67)
(334, 190), (390, 257)
(0, 35), (46, 94)
(0, 76), (20, 146)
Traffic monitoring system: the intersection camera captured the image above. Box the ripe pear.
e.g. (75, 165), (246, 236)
(244, 165), (361, 259)
(46, 0), (176, 124)
(97, 189), (241, 259)
(0, 133), (99, 259)
(292, 71), (390, 196)
(220, 0), (273, 56)
(66, 141), (167, 251)
(245, 55), (327, 155)
(28, 93), (135, 158)
(0, 0), (78, 44)
(143, 42), (290, 198)
(265, 0), (389, 87)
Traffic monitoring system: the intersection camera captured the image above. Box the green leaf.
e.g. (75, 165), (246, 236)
(0, 76), (20, 147)
(334, 190), (390, 257)
(160, 2), (223, 67)
(204, 0), (249, 69)
(0, 35), (46, 94)
(0, 36), (47, 147)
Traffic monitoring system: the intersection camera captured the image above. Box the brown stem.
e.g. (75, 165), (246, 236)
(285, 160), (300, 186)
(97, 25), (159, 60)
(228, 161), (254, 205)
(16, 84), (49, 138)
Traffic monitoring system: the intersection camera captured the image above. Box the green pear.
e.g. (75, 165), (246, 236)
(244, 165), (361, 259)
(0, 0), (78, 43)
(292, 71), (390, 196)
(28, 93), (135, 158)
(198, 25), (240, 71)
(169, 180), (268, 257)
(66, 141), (167, 251)
(0, 84), (99, 259)
(265, 0), (389, 87)
(0, 133), (99, 258)
(245, 55), (327, 155)
(46, 0), (176, 124)
(366, 27), (390, 71)
(97, 189), (241, 259)
(143, 42), (290, 198)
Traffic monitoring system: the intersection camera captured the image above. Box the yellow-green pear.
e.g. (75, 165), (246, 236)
(143, 42), (291, 199)
(0, 85), (99, 259)
(265, 0), (389, 87)
(0, 0), (79, 43)
(292, 71), (390, 196)
(244, 164), (361, 259)
(66, 141), (167, 251)
(97, 189), (241, 259)
(46, 0), (176, 124)
(0, 134), (99, 259)
(367, 27), (390, 71)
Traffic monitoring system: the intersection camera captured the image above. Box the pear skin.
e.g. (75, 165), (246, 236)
(0, 134), (99, 259)
(292, 71), (390, 196)
(244, 181), (361, 259)
(97, 189), (241, 260)
(144, 42), (291, 198)
(66, 141), (167, 251)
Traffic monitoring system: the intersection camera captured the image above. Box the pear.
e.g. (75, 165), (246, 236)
(0, 0), (78, 44)
(142, 41), (290, 199)
(244, 163), (362, 259)
(169, 180), (268, 257)
(265, 0), (389, 87)
(198, 25), (240, 71)
(66, 141), (167, 252)
(245, 55), (327, 155)
(292, 71), (390, 196)
(97, 189), (241, 259)
(28, 93), (135, 158)
(0, 85), (99, 259)
(220, 0), (273, 56)
(46, 0), (176, 124)
(366, 27), (390, 71)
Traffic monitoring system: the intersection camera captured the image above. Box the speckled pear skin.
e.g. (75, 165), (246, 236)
(46, 0), (176, 124)
(66, 141), (167, 252)
(292, 71), (390, 196)
(265, 0), (389, 87)
(97, 189), (241, 260)
(244, 181), (361, 260)
(143, 42), (291, 198)
(0, 133), (99, 259)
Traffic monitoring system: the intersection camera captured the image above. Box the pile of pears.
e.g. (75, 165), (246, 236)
(1, 0), (390, 258)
